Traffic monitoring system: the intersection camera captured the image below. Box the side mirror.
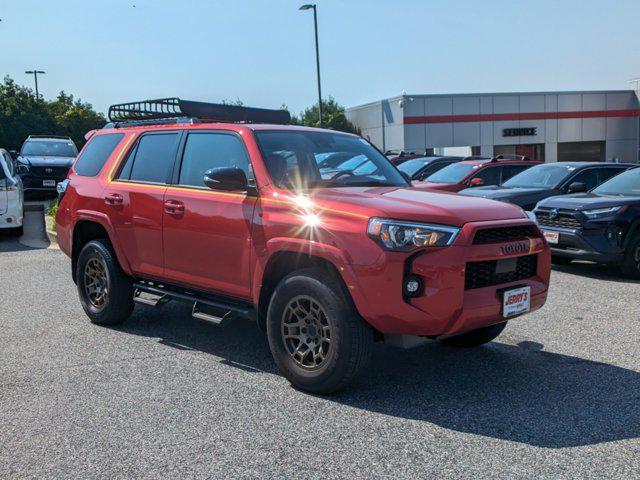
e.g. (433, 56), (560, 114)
(567, 181), (586, 193)
(469, 177), (485, 187)
(203, 167), (248, 191)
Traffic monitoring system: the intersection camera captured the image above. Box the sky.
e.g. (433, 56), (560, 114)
(1, 0), (639, 116)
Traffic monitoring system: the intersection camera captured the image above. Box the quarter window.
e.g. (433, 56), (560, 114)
(178, 133), (249, 188)
(74, 133), (125, 177)
(118, 133), (179, 183)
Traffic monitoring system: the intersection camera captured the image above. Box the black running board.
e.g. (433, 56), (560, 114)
(133, 281), (254, 325)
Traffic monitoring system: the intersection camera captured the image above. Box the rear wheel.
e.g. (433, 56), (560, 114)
(551, 255), (572, 266)
(266, 268), (373, 394)
(439, 321), (508, 348)
(76, 239), (134, 326)
(621, 234), (640, 279)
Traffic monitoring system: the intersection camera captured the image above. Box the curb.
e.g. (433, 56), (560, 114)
(44, 215), (58, 246)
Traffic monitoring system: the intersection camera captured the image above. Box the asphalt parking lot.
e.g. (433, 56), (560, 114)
(1, 212), (639, 478)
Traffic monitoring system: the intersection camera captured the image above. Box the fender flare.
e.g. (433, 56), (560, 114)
(251, 237), (361, 306)
(72, 210), (134, 276)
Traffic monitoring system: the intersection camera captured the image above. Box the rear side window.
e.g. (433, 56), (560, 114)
(118, 133), (179, 183)
(179, 132), (249, 188)
(600, 167), (627, 182)
(74, 133), (124, 176)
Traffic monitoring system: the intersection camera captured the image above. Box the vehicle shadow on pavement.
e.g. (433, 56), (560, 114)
(117, 304), (639, 449)
(552, 261), (640, 284)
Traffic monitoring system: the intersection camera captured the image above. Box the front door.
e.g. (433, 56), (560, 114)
(105, 131), (180, 278)
(162, 130), (256, 300)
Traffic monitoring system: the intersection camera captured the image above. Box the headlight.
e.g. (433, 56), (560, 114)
(16, 162), (30, 174)
(583, 206), (625, 219)
(367, 217), (460, 252)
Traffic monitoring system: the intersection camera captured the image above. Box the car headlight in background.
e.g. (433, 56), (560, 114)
(367, 218), (460, 252)
(583, 206), (626, 219)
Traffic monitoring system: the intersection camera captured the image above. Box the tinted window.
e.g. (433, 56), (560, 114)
(426, 163), (477, 184)
(471, 166), (501, 185)
(501, 165), (531, 182)
(21, 140), (78, 157)
(119, 133), (179, 183)
(74, 134), (124, 176)
(4, 153), (15, 176)
(569, 168), (599, 190)
(179, 133), (249, 187)
(503, 164), (575, 188)
(600, 167), (628, 182)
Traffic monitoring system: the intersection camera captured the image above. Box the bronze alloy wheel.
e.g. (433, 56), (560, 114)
(84, 257), (109, 310)
(281, 295), (333, 370)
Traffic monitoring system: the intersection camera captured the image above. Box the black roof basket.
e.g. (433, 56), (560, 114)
(107, 97), (291, 126)
(489, 154), (531, 162)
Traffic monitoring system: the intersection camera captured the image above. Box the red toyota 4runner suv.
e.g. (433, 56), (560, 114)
(56, 99), (550, 393)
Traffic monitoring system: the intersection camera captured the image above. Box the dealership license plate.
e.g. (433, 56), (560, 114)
(43, 179), (56, 187)
(503, 286), (531, 318)
(542, 230), (559, 244)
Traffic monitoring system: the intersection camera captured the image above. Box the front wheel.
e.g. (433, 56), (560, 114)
(266, 268), (373, 394)
(76, 239), (134, 326)
(439, 321), (508, 348)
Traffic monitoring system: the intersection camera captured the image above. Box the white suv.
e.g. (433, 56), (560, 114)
(0, 149), (24, 235)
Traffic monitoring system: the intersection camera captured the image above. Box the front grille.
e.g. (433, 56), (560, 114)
(536, 212), (582, 230)
(473, 225), (539, 245)
(465, 254), (537, 290)
(30, 166), (69, 178)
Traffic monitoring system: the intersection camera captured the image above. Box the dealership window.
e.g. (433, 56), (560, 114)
(558, 141), (605, 163)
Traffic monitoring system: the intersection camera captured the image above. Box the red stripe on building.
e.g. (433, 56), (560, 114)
(403, 109), (640, 124)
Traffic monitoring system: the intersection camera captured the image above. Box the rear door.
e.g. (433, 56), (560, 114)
(104, 131), (180, 278)
(162, 130), (256, 299)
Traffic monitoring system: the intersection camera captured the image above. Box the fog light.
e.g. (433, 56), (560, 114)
(403, 275), (422, 297)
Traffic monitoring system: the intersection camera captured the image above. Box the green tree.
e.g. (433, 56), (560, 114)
(0, 76), (105, 151)
(292, 97), (360, 134)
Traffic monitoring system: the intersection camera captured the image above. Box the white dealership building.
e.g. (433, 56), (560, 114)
(346, 87), (640, 163)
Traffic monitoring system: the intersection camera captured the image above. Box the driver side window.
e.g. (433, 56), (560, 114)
(569, 168), (599, 190)
(178, 132), (250, 188)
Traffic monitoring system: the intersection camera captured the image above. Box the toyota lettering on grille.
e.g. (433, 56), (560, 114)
(500, 242), (529, 255)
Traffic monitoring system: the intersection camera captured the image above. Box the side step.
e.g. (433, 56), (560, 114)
(132, 281), (254, 327)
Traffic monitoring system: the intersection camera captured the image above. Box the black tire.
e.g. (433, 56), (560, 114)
(551, 255), (572, 266)
(266, 268), (373, 394)
(440, 321), (507, 348)
(621, 234), (640, 279)
(76, 239), (134, 326)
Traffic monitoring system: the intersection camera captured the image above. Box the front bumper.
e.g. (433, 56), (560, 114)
(539, 227), (624, 264)
(347, 219), (550, 337)
(21, 173), (69, 192)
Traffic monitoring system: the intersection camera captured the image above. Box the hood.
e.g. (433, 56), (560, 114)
(537, 192), (640, 210)
(19, 155), (76, 167)
(311, 186), (527, 226)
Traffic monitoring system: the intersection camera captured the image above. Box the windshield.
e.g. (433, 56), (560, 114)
(503, 164), (574, 188)
(254, 130), (407, 189)
(425, 163), (476, 184)
(21, 140), (78, 157)
(398, 158), (430, 176)
(592, 168), (640, 196)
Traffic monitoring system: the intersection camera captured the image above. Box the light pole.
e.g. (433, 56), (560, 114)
(299, 4), (323, 127)
(25, 70), (45, 99)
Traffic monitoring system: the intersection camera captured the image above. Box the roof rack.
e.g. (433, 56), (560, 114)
(26, 135), (73, 140)
(106, 97), (291, 126)
(489, 154), (531, 162)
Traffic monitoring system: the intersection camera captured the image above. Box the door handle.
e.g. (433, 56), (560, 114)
(104, 193), (123, 205)
(164, 199), (185, 215)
